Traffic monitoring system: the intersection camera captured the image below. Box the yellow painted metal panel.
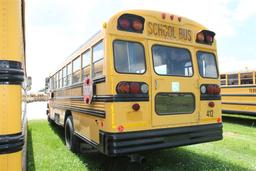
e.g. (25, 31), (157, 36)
(0, 85), (21, 135)
(0, 152), (22, 171)
(0, 0), (23, 62)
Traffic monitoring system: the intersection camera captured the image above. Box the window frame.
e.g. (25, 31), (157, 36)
(240, 72), (253, 85)
(227, 73), (239, 86)
(72, 56), (81, 84)
(92, 40), (104, 78)
(196, 51), (219, 79)
(67, 62), (72, 86)
(151, 44), (194, 77)
(113, 39), (147, 75)
(155, 92), (195, 115)
(82, 49), (91, 68)
(220, 74), (227, 86)
(82, 49), (91, 80)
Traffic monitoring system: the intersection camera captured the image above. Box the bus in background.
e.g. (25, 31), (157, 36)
(221, 71), (256, 116)
(0, 0), (29, 171)
(46, 10), (222, 156)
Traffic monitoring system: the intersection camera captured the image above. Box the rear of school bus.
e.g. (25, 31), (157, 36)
(0, 0), (26, 171)
(99, 10), (222, 156)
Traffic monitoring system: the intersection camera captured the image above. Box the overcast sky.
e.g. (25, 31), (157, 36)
(25, 0), (256, 92)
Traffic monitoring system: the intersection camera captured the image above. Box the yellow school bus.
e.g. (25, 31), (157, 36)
(46, 10), (223, 156)
(0, 0), (27, 171)
(221, 71), (256, 116)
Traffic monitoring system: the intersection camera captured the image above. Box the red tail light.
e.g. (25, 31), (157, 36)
(119, 18), (130, 29)
(206, 35), (213, 43)
(116, 82), (148, 94)
(197, 32), (205, 42)
(130, 82), (140, 94)
(205, 84), (220, 95)
(207, 85), (215, 94)
(132, 19), (143, 31)
(161, 13), (166, 19)
(117, 14), (145, 33)
(196, 30), (215, 45)
(117, 82), (130, 94)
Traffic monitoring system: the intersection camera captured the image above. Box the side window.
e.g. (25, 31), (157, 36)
(56, 72), (59, 88)
(240, 72), (253, 85)
(114, 40), (145, 74)
(50, 77), (54, 90)
(72, 56), (81, 84)
(67, 63), (72, 86)
(59, 70), (62, 88)
(197, 52), (218, 78)
(93, 41), (104, 78)
(228, 74), (238, 85)
(255, 72), (256, 84)
(220, 74), (226, 85)
(54, 75), (57, 89)
(82, 50), (90, 80)
(62, 66), (67, 87)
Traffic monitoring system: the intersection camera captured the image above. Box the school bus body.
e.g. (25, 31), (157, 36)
(0, 0), (26, 171)
(221, 72), (256, 116)
(47, 10), (222, 156)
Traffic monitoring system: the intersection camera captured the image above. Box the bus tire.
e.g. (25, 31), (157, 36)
(65, 116), (80, 153)
(47, 115), (54, 124)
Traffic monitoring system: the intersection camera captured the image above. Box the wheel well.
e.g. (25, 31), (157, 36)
(64, 110), (72, 126)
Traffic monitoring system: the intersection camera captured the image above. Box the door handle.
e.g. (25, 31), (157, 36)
(155, 80), (158, 90)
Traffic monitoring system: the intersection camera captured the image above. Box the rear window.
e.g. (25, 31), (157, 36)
(152, 45), (193, 76)
(197, 52), (218, 78)
(113, 40), (146, 74)
(156, 93), (195, 115)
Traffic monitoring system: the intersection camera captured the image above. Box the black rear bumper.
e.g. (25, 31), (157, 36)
(0, 132), (24, 154)
(99, 123), (223, 156)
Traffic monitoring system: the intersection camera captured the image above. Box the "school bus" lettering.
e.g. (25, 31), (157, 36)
(147, 22), (192, 42)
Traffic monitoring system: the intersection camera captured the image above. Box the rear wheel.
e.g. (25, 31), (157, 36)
(47, 115), (54, 124)
(65, 116), (80, 153)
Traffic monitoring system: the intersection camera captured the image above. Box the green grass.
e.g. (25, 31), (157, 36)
(27, 120), (256, 171)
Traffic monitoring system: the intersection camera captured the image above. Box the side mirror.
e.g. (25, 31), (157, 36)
(45, 77), (50, 93)
(27, 76), (32, 91)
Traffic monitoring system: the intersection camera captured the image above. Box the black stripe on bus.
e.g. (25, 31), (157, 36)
(52, 76), (106, 92)
(221, 85), (256, 89)
(222, 110), (256, 116)
(0, 132), (24, 154)
(0, 60), (24, 85)
(222, 102), (256, 106)
(54, 94), (149, 102)
(221, 94), (256, 97)
(93, 76), (106, 84)
(53, 105), (106, 118)
(200, 94), (221, 100)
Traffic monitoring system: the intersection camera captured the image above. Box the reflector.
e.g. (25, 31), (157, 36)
(132, 103), (140, 111)
(208, 102), (215, 108)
